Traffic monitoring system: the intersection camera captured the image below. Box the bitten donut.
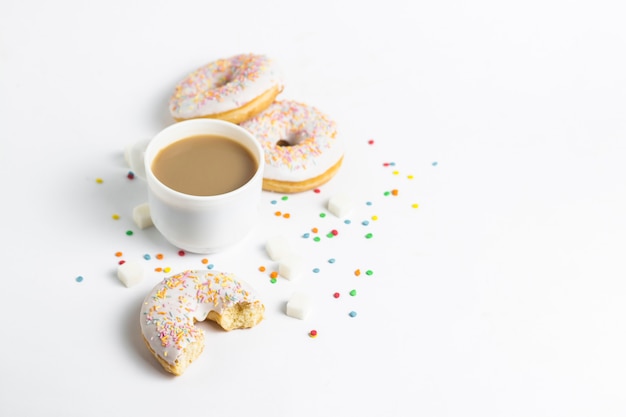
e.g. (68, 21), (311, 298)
(240, 100), (343, 193)
(169, 53), (283, 124)
(140, 270), (264, 376)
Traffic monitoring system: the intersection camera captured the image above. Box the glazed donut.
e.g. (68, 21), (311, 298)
(140, 270), (264, 376)
(169, 53), (283, 124)
(240, 100), (343, 193)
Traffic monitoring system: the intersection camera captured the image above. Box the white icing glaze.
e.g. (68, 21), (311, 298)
(140, 270), (260, 365)
(169, 54), (283, 120)
(240, 100), (343, 182)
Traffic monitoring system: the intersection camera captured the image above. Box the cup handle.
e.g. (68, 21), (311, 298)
(124, 139), (151, 180)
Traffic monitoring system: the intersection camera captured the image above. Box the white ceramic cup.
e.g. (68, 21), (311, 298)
(127, 119), (265, 254)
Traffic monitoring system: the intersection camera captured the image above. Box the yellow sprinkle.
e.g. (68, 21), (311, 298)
(392, 170), (399, 175)
(407, 174), (414, 179)
(164, 267), (171, 273)
(412, 203), (419, 209)
(112, 214), (120, 220)
(371, 215), (378, 221)
(96, 178), (104, 184)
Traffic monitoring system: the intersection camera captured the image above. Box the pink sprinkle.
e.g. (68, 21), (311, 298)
(313, 188), (321, 193)
(333, 292), (340, 298)
(368, 139), (374, 145)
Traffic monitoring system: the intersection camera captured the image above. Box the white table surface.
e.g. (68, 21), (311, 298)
(2, 1), (626, 416)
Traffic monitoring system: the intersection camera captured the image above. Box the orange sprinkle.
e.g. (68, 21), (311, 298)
(283, 213), (290, 219)
(354, 269), (361, 276)
(312, 227), (318, 233)
(391, 189), (399, 196)
(258, 266), (266, 272)
(156, 253), (164, 260)
(270, 271), (278, 279)
(115, 251), (123, 257)
(274, 211), (282, 216)
(155, 267), (163, 272)
(201, 258), (209, 264)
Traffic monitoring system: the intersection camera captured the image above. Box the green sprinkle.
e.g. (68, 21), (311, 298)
(281, 196), (288, 201)
(365, 233), (373, 239)
(313, 236), (321, 242)
(270, 278), (277, 284)
(366, 270), (373, 276)
(319, 212), (326, 218)
(384, 191), (391, 196)
(326, 232), (334, 238)
(349, 289), (357, 296)
(125, 230), (134, 236)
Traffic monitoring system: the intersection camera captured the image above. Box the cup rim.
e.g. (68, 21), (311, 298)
(144, 119), (265, 201)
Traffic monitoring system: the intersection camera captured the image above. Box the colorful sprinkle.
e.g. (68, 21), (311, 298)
(313, 188), (321, 193)
(392, 170), (399, 175)
(163, 267), (171, 273)
(391, 189), (399, 196)
(143, 254), (151, 260)
(115, 251), (123, 257)
(371, 215), (378, 221)
(344, 219), (351, 224)
(366, 270), (374, 276)
(271, 200), (277, 205)
(313, 236), (321, 242)
(432, 161), (438, 166)
(362, 220), (370, 226)
(328, 258), (336, 264)
(368, 139), (374, 145)
(127, 171), (135, 179)
(365, 233), (373, 239)
(201, 258), (209, 264)
(96, 178), (103, 184)
(125, 230), (133, 236)
(156, 253), (164, 260)
(118, 260), (126, 265)
(283, 213), (291, 219)
(349, 311), (357, 318)
(178, 250), (186, 256)
(354, 269), (361, 276)
(270, 278), (277, 284)
(270, 271), (278, 279)
(366, 201), (373, 206)
(112, 214), (120, 220)
(333, 292), (340, 298)
(319, 212), (326, 218)
(275, 211), (282, 216)
(407, 175), (414, 180)
(309, 330), (318, 338)
(412, 203), (419, 209)
(313, 268), (320, 273)
(312, 227), (318, 233)
(207, 264), (215, 269)
(349, 289), (357, 296)
(258, 266), (266, 272)
(281, 196), (288, 201)
(75, 276), (84, 283)
(302, 233), (310, 238)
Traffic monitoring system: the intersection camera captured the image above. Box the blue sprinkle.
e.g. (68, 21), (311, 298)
(349, 311), (357, 317)
(328, 258), (336, 264)
(313, 268), (320, 273)
(143, 254), (151, 260)
(207, 264), (215, 269)
(271, 200), (277, 204)
(75, 276), (84, 283)
(432, 161), (438, 166)
(362, 220), (370, 226)
(390, 162), (396, 166)
(302, 233), (310, 238)
(366, 201), (373, 206)
(344, 219), (351, 224)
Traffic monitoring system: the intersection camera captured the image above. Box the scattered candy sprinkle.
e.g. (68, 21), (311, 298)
(349, 289), (357, 296)
(156, 253), (164, 260)
(313, 189), (321, 193)
(384, 191), (391, 196)
(313, 268), (320, 273)
(127, 171), (135, 179)
(392, 170), (399, 175)
(407, 175), (414, 180)
(312, 227), (318, 233)
(366, 270), (374, 276)
(270, 271), (278, 279)
(365, 233), (373, 239)
(283, 213), (291, 219)
(163, 267), (171, 273)
(432, 161), (438, 166)
(313, 236), (321, 242)
(178, 250), (185, 256)
(281, 196), (288, 201)
(344, 219), (351, 224)
(391, 189), (399, 196)
(275, 211), (282, 216)
(328, 258), (336, 264)
(271, 200), (277, 204)
(326, 232), (334, 238)
(75, 276), (84, 283)
(207, 264), (214, 270)
(118, 260), (126, 265)
(96, 178), (103, 184)
(362, 220), (370, 226)
(143, 254), (151, 260)
(258, 266), (266, 272)
(112, 214), (120, 220)
(354, 269), (361, 276)
(368, 139), (374, 145)
(371, 215), (378, 221)
(319, 212), (326, 218)
(201, 258), (209, 264)
(366, 201), (373, 206)
(412, 203), (419, 209)
(270, 278), (277, 284)
(155, 267), (163, 272)
(125, 230), (133, 236)
(333, 292), (340, 298)
(115, 251), (123, 257)
(349, 311), (357, 318)
(302, 233), (310, 238)
(309, 330), (318, 338)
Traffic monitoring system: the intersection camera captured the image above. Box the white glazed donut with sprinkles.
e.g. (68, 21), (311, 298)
(240, 100), (343, 193)
(169, 53), (283, 124)
(140, 270), (265, 376)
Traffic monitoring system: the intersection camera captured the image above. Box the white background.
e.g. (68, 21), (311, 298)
(1, 1), (626, 416)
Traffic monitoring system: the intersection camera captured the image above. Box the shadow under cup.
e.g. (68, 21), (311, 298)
(143, 119), (265, 254)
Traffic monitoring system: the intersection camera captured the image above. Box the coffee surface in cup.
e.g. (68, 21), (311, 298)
(152, 134), (258, 196)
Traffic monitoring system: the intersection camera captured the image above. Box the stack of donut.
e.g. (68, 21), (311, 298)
(169, 53), (343, 193)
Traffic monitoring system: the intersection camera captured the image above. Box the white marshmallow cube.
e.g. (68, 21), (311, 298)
(286, 292), (313, 320)
(265, 235), (290, 261)
(117, 260), (144, 288)
(328, 193), (354, 218)
(278, 254), (304, 281)
(133, 203), (153, 229)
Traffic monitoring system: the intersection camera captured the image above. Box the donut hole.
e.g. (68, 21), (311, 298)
(276, 131), (308, 147)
